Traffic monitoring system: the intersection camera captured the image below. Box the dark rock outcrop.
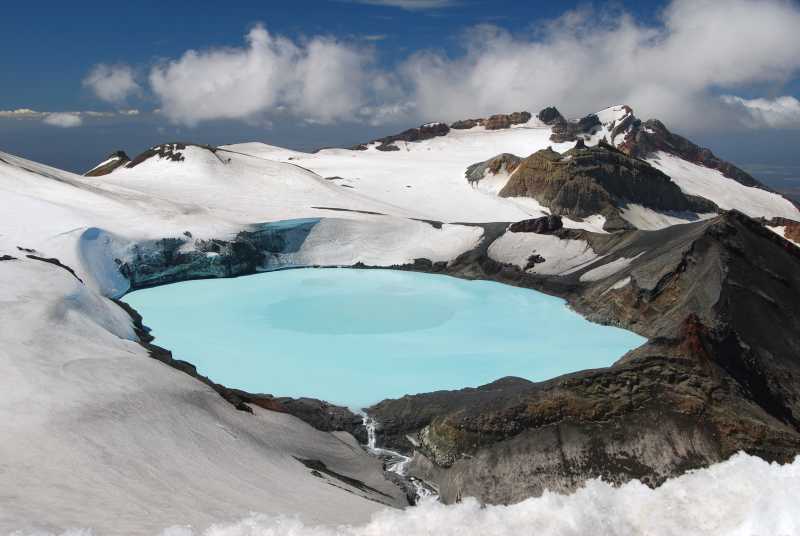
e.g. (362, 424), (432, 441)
(465, 153), (522, 186)
(367, 211), (800, 505)
(508, 214), (563, 234)
(450, 118), (482, 130)
(550, 113), (602, 143)
(126, 143), (221, 168)
(276, 398), (367, 442)
(496, 142), (717, 230)
(536, 106), (565, 125)
(84, 150), (130, 177)
(352, 122), (450, 151)
(538, 104), (771, 192)
(484, 112), (532, 130)
(450, 112), (532, 131)
(766, 217), (800, 245)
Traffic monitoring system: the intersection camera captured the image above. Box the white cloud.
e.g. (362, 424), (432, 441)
(397, 0), (800, 129)
(0, 108), (144, 126)
(0, 108), (46, 118)
(721, 95), (800, 128)
(149, 25), (377, 126)
(42, 112), (83, 128)
(83, 110), (116, 117)
(351, 0), (459, 10)
(83, 64), (140, 103)
(141, 0), (800, 130)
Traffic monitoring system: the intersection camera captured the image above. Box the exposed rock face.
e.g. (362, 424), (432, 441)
(352, 122), (450, 151)
(484, 112), (532, 130)
(618, 119), (762, 187)
(351, 112), (532, 149)
(767, 217), (800, 244)
(450, 112), (532, 130)
(275, 398), (367, 443)
(119, 219), (318, 289)
(536, 107), (565, 125)
(368, 211), (800, 505)
(465, 153), (522, 186)
(550, 113), (602, 143)
(537, 104), (769, 191)
(450, 118), (482, 130)
(496, 141), (716, 230)
(126, 143), (221, 168)
(508, 214), (563, 234)
(84, 150), (130, 177)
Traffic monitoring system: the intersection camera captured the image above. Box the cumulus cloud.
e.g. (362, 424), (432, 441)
(142, 0), (800, 130)
(721, 95), (800, 128)
(83, 63), (140, 103)
(149, 24), (378, 126)
(42, 112), (83, 128)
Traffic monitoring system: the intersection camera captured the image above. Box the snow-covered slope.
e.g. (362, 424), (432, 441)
(0, 257), (406, 535)
(0, 148), (481, 533)
(647, 151), (799, 220)
(223, 105), (800, 230)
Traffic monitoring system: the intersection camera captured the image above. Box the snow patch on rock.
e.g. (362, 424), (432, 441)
(488, 231), (599, 275)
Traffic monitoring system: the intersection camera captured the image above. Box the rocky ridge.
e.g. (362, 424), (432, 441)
(351, 112), (533, 152)
(365, 211), (800, 504)
(84, 150), (130, 177)
(538, 105), (764, 189)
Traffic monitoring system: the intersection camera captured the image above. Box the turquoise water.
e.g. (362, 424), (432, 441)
(124, 269), (645, 409)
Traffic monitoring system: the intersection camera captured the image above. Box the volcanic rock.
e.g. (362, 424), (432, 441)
(497, 141), (717, 229)
(367, 211), (800, 505)
(618, 118), (762, 187)
(84, 150), (130, 177)
(355, 122), (451, 151)
(484, 112), (532, 130)
(450, 118), (483, 130)
(767, 217), (800, 245)
(508, 214), (563, 234)
(550, 113), (601, 143)
(126, 142), (220, 168)
(536, 106), (566, 125)
(465, 153), (522, 186)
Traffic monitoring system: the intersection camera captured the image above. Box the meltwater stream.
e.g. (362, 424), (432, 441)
(362, 414), (438, 502)
(124, 268), (645, 409)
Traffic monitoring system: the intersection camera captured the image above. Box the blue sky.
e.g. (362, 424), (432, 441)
(2, 0), (800, 199)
